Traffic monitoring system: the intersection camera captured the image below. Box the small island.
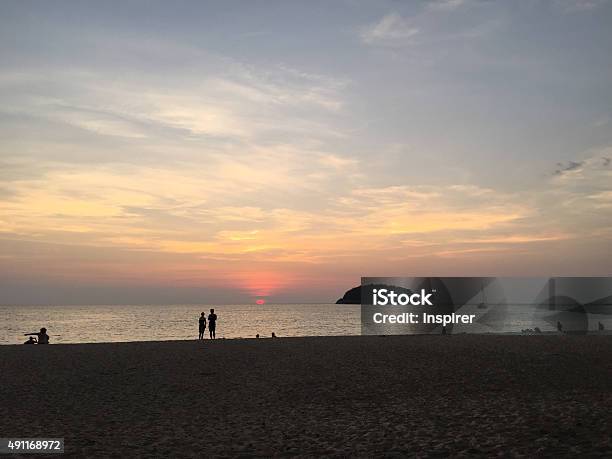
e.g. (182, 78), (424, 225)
(336, 284), (413, 304)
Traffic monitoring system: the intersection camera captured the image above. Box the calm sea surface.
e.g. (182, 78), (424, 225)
(1, 303), (609, 345)
(0, 304), (360, 345)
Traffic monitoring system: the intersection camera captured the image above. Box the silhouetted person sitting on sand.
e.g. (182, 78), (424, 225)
(271, 332), (277, 338)
(557, 321), (563, 333)
(24, 336), (37, 344)
(208, 309), (217, 339)
(24, 328), (49, 344)
(198, 312), (206, 340)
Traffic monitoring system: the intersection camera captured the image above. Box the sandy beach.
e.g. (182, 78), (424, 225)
(1, 335), (611, 457)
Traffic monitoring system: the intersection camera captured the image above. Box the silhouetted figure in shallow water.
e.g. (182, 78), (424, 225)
(198, 312), (206, 340)
(599, 322), (605, 331)
(208, 309), (217, 339)
(256, 334), (259, 338)
(24, 336), (37, 344)
(24, 328), (49, 344)
(557, 321), (563, 333)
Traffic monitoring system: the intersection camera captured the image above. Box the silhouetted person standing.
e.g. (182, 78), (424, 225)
(208, 309), (217, 339)
(24, 328), (49, 344)
(557, 321), (563, 333)
(198, 312), (206, 340)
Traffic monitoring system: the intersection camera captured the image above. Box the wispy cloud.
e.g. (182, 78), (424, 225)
(551, 152), (611, 180)
(554, 160), (584, 176)
(555, 0), (611, 13)
(594, 115), (611, 127)
(361, 2), (499, 50)
(426, 0), (468, 12)
(361, 13), (420, 46)
(0, 53), (349, 147)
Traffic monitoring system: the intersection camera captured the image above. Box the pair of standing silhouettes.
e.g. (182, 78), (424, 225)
(198, 309), (218, 340)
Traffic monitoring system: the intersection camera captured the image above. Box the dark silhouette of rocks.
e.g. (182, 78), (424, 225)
(336, 284), (412, 304)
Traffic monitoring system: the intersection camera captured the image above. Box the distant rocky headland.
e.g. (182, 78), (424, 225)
(335, 284), (412, 304)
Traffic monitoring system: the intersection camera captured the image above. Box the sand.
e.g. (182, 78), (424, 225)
(1, 335), (611, 457)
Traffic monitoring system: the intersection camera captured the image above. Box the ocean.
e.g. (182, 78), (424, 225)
(0, 304), (360, 345)
(1, 303), (609, 345)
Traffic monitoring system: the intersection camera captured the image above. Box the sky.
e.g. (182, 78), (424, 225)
(1, 0), (611, 304)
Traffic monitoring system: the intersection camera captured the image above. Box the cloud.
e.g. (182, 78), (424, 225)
(317, 154), (359, 170)
(361, 13), (420, 45)
(2, 143), (611, 296)
(360, 2), (499, 50)
(587, 190), (612, 208)
(50, 106), (150, 139)
(543, 150), (612, 230)
(0, 186), (16, 199)
(555, 0), (611, 13)
(0, 158), (529, 259)
(427, 0), (468, 12)
(594, 115), (611, 127)
(554, 160), (584, 175)
(552, 151), (611, 179)
(0, 55), (348, 149)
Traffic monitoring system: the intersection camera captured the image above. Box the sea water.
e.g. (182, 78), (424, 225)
(1, 303), (609, 344)
(0, 304), (360, 345)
